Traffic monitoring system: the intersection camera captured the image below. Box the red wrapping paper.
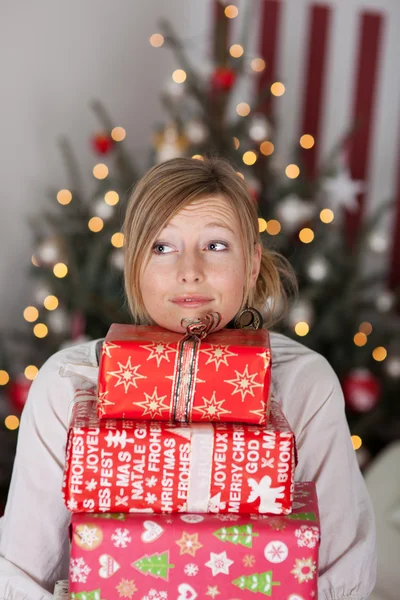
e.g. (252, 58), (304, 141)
(63, 392), (295, 516)
(97, 324), (271, 425)
(68, 482), (320, 599)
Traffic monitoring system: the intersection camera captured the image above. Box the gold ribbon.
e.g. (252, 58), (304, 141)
(171, 312), (222, 422)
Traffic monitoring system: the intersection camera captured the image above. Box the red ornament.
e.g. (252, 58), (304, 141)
(91, 133), (113, 155)
(210, 66), (237, 92)
(342, 368), (381, 412)
(8, 375), (32, 413)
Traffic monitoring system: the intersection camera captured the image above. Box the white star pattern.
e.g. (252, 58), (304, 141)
(195, 391), (231, 421)
(85, 479), (97, 492)
(225, 364), (263, 402)
(67, 498), (78, 511)
(200, 344), (238, 371)
(256, 349), (271, 370)
(322, 167), (365, 212)
(111, 528), (132, 548)
(97, 390), (115, 416)
(146, 476), (158, 488)
(249, 401), (267, 424)
(206, 586), (220, 598)
(108, 357), (146, 394)
(102, 341), (120, 358)
(140, 342), (177, 367)
(134, 387), (171, 419)
(205, 551), (234, 576)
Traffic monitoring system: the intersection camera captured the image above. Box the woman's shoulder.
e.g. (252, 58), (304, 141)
(268, 330), (343, 421)
(269, 329), (331, 370)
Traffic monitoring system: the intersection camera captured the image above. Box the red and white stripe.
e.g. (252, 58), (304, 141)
(213, 0), (400, 289)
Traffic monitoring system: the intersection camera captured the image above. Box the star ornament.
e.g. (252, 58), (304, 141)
(176, 531), (203, 557)
(140, 341), (177, 367)
(225, 364), (263, 402)
(321, 167), (365, 212)
(108, 357), (146, 394)
(134, 387), (171, 419)
(195, 391), (231, 421)
(200, 344), (238, 371)
(206, 586), (221, 598)
(102, 341), (120, 359)
(97, 390), (115, 416)
(205, 551), (234, 576)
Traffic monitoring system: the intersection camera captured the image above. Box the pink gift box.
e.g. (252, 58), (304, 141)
(69, 482), (320, 599)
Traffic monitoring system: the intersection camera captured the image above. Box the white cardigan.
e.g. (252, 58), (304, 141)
(0, 332), (376, 600)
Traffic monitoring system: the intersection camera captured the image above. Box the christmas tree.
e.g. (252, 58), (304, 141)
(232, 571), (280, 595)
(132, 551), (174, 580)
(213, 524), (259, 547)
(0, 3), (399, 509)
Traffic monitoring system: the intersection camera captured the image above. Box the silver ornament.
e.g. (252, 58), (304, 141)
(110, 249), (124, 271)
(368, 230), (389, 253)
(376, 290), (395, 313)
(287, 298), (314, 328)
(47, 308), (70, 335)
(384, 355), (400, 379)
(36, 238), (61, 266)
(248, 114), (270, 142)
(305, 255), (330, 282)
(93, 197), (114, 220)
(276, 194), (316, 233)
(33, 283), (53, 305)
(184, 120), (207, 145)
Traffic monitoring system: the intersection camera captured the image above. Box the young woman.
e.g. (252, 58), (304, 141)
(0, 156), (376, 599)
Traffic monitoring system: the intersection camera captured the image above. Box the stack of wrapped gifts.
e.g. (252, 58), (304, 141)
(62, 317), (320, 599)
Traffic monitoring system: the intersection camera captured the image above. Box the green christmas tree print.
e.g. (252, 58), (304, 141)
(70, 591), (101, 600)
(132, 551), (174, 580)
(213, 524), (259, 548)
(287, 512), (317, 522)
(232, 571), (280, 595)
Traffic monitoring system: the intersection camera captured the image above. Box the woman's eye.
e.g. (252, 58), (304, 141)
(207, 241), (228, 251)
(153, 243), (174, 254)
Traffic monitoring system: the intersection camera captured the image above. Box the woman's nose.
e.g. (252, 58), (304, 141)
(177, 252), (205, 284)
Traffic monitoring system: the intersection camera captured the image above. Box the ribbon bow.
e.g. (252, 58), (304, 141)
(181, 312), (222, 340)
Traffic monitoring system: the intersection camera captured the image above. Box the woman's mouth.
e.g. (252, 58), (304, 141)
(171, 295), (213, 309)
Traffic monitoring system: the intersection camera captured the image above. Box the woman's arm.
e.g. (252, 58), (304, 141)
(272, 335), (377, 600)
(0, 341), (96, 599)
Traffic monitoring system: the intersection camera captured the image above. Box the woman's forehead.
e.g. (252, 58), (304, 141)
(166, 195), (239, 227)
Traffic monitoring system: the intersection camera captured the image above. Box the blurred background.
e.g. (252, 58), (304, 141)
(0, 1), (399, 596)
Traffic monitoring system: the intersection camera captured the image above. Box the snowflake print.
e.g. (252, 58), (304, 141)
(264, 540), (288, 563)
(78, 525), (101, 548)
(216, 513), (240, 522)
(70, 557), (91, 583)
(146, 475), (158, 488)
(243, 554), (256, 567)
(115, 578), (137, 598)
(145, 492), (158, 505)
(291, 557), (317, 583)
(295, 525), (320, 548)
(184, 563), (199, 576)
(67, 498), (78, 511)
(85, 478), (97, 492)
(112, 528), (132, 548)
(205, 551), (234, 576)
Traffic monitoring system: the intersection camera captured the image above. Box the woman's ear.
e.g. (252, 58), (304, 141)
(249, 243), (262, 289)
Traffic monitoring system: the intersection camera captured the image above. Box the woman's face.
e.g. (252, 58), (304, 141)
(140, 195), (261, 333)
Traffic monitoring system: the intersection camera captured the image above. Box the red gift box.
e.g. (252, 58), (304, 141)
(63, 392), (295, 516)
(97, 323), (272, 425)
(69, 482), (319, 599)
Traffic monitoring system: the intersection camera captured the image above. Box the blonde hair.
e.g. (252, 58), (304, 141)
(123, 155), (298, 328)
